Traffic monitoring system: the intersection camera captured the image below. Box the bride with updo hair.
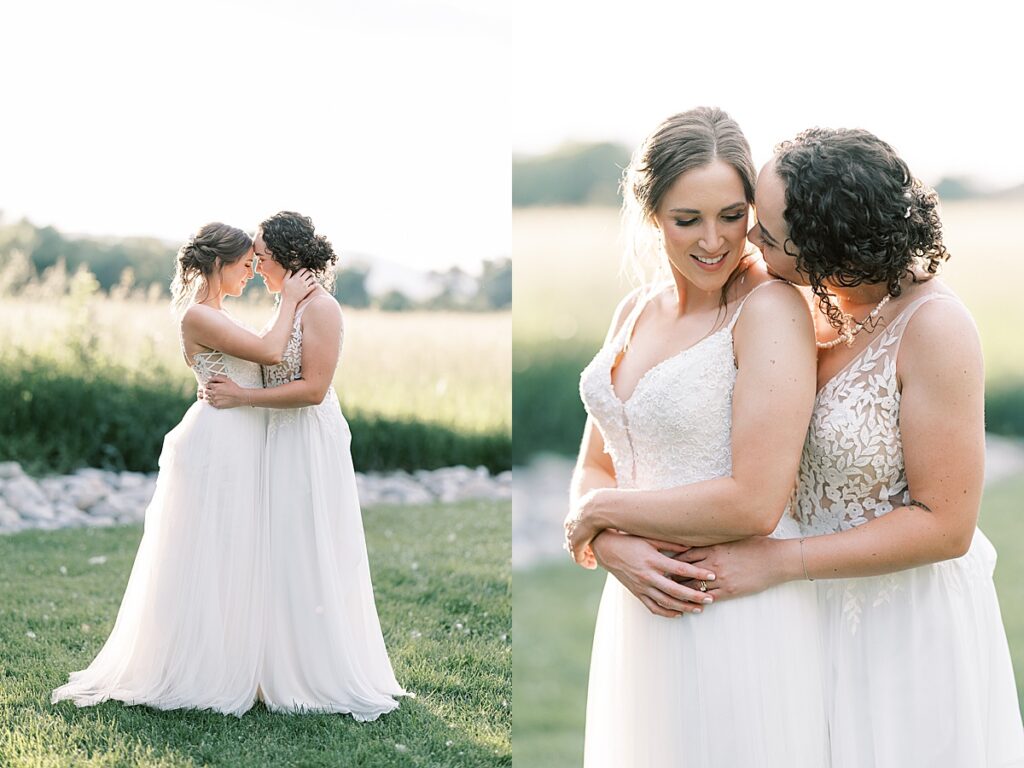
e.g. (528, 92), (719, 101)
(52, 221), (317, 715)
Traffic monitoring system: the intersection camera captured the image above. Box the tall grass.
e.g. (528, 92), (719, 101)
(0, 298), (511, 474)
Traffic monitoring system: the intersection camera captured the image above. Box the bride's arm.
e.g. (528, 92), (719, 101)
(566, 290), (720, 613)
(182, 270), (314, 365)
(567, 281), (816, 558)
(205, 298), (341, 409)
(677, 298), (984, 597)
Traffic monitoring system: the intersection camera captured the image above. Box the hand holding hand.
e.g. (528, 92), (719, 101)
(591, 531), (717, 618)
(203, 375), (248, 409)
(673, 536), (794, 602)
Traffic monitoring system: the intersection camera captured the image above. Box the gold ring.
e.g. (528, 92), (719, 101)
(698, 580), (708, 592)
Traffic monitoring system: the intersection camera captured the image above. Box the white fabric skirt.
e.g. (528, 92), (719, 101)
(258, 394), (406, 719)
(584, 572), (830, 767)
(818, 529), (1024, 768)
(51, 401), (269, 716)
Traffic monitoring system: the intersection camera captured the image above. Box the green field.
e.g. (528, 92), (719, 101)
(0, 298), (510, 436)
(0, 299), (511, 474)
(512, 475), (1024, 768)
(0, 500), (511, 768)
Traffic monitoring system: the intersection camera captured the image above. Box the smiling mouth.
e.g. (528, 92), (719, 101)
(692, 251), (728, 266)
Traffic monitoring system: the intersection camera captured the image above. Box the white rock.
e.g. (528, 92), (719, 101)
(40, 477), (66, 501)
(81, 515), (116, 528)
(86, 492), (140, 519)
(118, 471), (148, 490)
(20, 501), (57, 521)
(2, 475), (49, 512)
(0, 505), (23, 527)
(75, 468), (120, 488)
(53, 502), (90, 528)
(65, 475), (111, 510)
(0, 462), (24, 480)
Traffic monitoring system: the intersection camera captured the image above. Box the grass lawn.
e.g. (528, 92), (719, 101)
(0, 500), (510, 768)
(512, 474), (1024, 768)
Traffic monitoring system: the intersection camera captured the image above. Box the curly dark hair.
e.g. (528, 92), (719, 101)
(774, 127), (948, 331)
(258, 211), (338, 291)
(170, 222), (252, 313)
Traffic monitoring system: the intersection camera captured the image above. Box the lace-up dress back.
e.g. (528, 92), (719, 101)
(52, 315), (269, 716)
(795, 291), (1024, 768)
(258, 292), (406, 718)
(579, 281), (828, 768)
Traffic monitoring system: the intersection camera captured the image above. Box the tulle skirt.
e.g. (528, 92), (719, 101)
(818, 529), (1024, 768)
(584, 571), (830, 767)
(258, 392), (406, 719)
(51, 401), (269, 716)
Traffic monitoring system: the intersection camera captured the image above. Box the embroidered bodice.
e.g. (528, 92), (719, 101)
(794, 292), (955, 536)
(579, 281), (799, 538)
(261, 294), (344, 410)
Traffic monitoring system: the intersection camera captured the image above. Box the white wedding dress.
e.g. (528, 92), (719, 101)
(52, 337), (269, 715)
(795, 291), (1024, 767)
(257, 294), (406, 718)
(579, 282), (830, 767)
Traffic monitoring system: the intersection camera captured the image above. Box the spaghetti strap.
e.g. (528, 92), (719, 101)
(725, 279), (784, 332)
(616, 283), (667, 352)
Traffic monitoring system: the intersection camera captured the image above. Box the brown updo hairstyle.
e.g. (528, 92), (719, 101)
(170, 222), (253, 314)
(621, 106), (757, 307)
(773, 127), (948, 331)
(258, 211), (338, 291)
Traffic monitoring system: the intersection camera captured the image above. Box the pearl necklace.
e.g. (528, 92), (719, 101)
(816, 294), (891, 350)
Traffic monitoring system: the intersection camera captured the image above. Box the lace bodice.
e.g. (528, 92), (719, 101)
(794, 292), (956, 536)
(182, 311), (263, 389)
(580, 281), (799, 536)
(261, 295), (344, 390)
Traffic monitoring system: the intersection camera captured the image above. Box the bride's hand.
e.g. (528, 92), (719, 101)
(673, 536), (795, 601)
(591, 531), (717, 617)
(282, 268), (317, 304)
(564, 488), (613, 568)
(203, 375), (248, 409)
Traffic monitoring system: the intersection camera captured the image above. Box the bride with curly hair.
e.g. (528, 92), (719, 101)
(204, 211), (407, 718)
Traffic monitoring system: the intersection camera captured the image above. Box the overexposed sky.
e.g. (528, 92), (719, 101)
(511, 0), (1024, 189)
(3, 0), (510, 271)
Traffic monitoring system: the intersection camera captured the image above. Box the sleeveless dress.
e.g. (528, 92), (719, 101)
(795, 291), (1024, 767)
(52, 340), (269, 716)
(257, 294), (406, 718)
(579, 282), (830, 767)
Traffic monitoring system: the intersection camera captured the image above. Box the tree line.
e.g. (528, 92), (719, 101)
(0, 215), (510, 311)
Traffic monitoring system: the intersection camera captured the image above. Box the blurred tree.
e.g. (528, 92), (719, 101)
(478, 257), (511, 309)
(378, 289), (413, 311)
(513, 142), (631, 207)
(335, 265), (371, 308)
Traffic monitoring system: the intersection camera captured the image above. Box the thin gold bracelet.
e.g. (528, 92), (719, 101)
(799, 537), (814, 582)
